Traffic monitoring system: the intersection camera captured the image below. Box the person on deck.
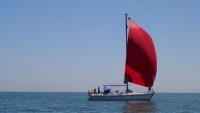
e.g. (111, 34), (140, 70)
(103, 85), (106, 94)
(148, 87), (152, 92)
(94, 88), (96, 94)
(98, 86), (100, 94)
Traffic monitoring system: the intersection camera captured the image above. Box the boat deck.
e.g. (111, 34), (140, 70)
(88, 91), (154, 101)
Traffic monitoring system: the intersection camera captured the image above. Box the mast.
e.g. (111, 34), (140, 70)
(125, 13), (128, 92)
(125, 14), (128, 48)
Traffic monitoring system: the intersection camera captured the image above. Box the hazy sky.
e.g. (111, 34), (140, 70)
(0, 0), (200, 93)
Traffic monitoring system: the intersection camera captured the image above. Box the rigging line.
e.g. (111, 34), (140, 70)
(131, 0), (139, 11)
(144, 13), (154, 26)
(104, 30), (119, 80)
(131, 0), (154, 26)
(94, 16), (124, 86)
(94, 36), (117, 86)
(103, 17), (125, 84)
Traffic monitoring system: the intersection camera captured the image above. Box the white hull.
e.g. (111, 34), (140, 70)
(88, 92), (154, 101)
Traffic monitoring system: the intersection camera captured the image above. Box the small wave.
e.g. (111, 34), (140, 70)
(21, 109), (40, 112)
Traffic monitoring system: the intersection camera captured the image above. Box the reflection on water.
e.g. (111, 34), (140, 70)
(122, 101), (157, 113)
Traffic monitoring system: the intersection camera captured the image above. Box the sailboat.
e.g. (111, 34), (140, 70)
(88, 14), (157, 101)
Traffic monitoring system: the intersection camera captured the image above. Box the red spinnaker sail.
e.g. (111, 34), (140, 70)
(124, 19), (157, 87)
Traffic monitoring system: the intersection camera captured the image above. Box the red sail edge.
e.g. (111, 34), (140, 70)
(124, 19), (157, 87)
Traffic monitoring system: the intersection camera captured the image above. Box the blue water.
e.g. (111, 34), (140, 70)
(0, 92), (199, 113)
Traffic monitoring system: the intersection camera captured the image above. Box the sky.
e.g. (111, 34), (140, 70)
(0, 0), (200, 93)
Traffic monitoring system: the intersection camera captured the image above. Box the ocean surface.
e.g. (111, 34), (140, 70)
(0, 92), (199, 113)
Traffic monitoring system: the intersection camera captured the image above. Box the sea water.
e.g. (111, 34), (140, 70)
(0, 92), (199, 113)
